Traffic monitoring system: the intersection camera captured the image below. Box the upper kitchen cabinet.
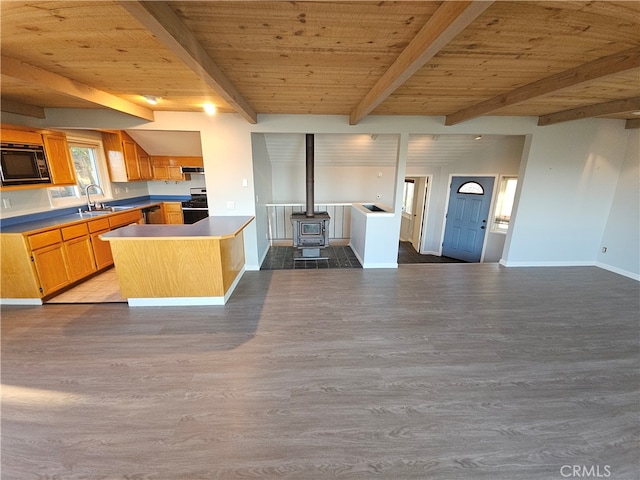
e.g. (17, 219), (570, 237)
(101, 130), (146, 182)
(0, 124), (77, 190)
(137, 144), (153, 180)
(42, 132), (77, 186)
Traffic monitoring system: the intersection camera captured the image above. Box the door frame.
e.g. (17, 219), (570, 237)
(439, 173), (499, 262)
(400, 174), (431, 253)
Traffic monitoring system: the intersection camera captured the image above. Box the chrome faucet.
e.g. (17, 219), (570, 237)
(85, 184), (103, 211)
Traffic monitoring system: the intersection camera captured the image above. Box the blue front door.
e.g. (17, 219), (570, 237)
(442, 176), (495, 262)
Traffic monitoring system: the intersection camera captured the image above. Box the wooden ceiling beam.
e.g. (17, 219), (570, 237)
(349, 1), (493, 126)
(1, 56), (155, 121)
(119, 1), (257, 124)
(625, 118), (640, 129)
(0, 98), (46, 119)
(446, 46), (640, 126)
(538, 97), (640, 126)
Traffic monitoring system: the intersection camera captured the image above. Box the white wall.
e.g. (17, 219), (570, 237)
(596, 129), (639, 280)
(503, 119), (629, 267)
(271, 164), (396, 204)
(250, 133), (274, 267)
(9, 111), (637, 278)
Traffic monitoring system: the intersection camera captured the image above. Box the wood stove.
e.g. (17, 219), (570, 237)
(290, 134), (330, 259)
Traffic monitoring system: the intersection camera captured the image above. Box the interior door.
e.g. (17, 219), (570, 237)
(442, 176), (494, 262)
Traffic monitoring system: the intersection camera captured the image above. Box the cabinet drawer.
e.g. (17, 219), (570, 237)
(88, 217), (110, 233)
(28, 229), (62, 250)
(109, 209), (142, 228)
(61, 223), (89, 240)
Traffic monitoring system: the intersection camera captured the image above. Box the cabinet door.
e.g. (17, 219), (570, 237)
(138, 153), (153, 180)
(63, 236), (96, 282)
(163, 202), (184, 224)
(32, 243), (70, 295)
(91, 230), (114, 270)
(168, 166), (184, 180)
(122, 138), (141, 181)
(42, 133), (77, 185)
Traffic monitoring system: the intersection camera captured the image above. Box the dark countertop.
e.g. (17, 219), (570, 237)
(0, 197), (187, 234)
(102, 216), (254, 240)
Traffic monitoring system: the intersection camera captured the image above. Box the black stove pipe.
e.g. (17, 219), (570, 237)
(305, 133), (314, 217)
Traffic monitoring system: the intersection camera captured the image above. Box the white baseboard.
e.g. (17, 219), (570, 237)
(0, 298), (43, 306)
(499, 259), (639, 281)
(595, 262), (640, 281)
(499, 259), (594, 267)
(362, 262), (398, 269)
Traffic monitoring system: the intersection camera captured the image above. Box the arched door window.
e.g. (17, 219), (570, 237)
(457, 181), (484, 195)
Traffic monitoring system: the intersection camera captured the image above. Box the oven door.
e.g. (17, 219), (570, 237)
(182, 207), (209, 224)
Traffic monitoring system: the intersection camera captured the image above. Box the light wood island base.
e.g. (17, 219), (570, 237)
(102, 216), (253, 306)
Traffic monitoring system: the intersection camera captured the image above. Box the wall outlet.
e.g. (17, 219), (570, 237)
(242, 178), (248, 187)
(226, 201), (235, 210)
(601, 246), (607, 253)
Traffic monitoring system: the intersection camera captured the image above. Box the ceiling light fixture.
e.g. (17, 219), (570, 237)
(203, 103), (217, 115)
(475, 135), (482, 140)
(632, 111), (640, 116)
(143, 95), (159, 105)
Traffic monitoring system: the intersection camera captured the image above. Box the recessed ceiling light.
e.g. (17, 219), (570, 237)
(475, 135), (482, 140)
(143, 95), (159, 105)
(203, 103), (217, 115)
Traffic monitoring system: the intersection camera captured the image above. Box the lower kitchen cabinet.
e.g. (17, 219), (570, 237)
(31, 243), (70, 296)
(0, 207), (143, 301)
(88, 218), (114, 270)
(163, 202), (184, 224)
(64, 236), (96, 282)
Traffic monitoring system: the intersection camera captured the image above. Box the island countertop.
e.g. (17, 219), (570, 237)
(101, 216), (254, 240)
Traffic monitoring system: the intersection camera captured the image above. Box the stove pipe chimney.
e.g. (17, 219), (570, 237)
(305, 133), (315, 217)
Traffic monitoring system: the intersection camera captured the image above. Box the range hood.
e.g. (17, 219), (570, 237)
(181, 166), (205, 174)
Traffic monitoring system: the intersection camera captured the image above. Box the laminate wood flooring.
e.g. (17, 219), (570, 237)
(1, 265), (638, 479)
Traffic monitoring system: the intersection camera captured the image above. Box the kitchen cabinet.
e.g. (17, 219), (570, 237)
(163, 202), (184, 224)
(1, 208), (143, 302)
(109, 209), (144, 229)
(137, 145), (153, 180)
(27, 229), (71, 296)
(0, 125), (77, 190)
(150, 156), (183, 181)
(61, 223), (96, 282)
(121, 133), (141, 181)
(32, 243), (70, 296)
(102, 130), (147, 182)
(42, 132), (77, 186)
(88, 218), (113, 270)
(143, 203), (183, 225)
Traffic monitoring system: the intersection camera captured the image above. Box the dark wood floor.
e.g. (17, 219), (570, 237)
(2, 265), (639, 479)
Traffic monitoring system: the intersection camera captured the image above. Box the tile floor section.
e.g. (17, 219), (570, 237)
(261, 245), (362, 270)
(397, 241), (465, 264)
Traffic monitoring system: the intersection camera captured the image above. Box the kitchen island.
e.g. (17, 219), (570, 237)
(101, 216), (254, 306)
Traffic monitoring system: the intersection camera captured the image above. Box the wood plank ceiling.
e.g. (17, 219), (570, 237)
(1, 1), (639, 127)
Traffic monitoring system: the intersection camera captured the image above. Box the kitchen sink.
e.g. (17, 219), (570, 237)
(77, 210), (112, 217)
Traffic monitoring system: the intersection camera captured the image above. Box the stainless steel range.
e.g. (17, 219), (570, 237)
(181, 187), (208, 224)
(290, 134), (330, 259)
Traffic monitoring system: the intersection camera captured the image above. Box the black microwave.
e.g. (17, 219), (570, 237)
(0, 143), (51, 186)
